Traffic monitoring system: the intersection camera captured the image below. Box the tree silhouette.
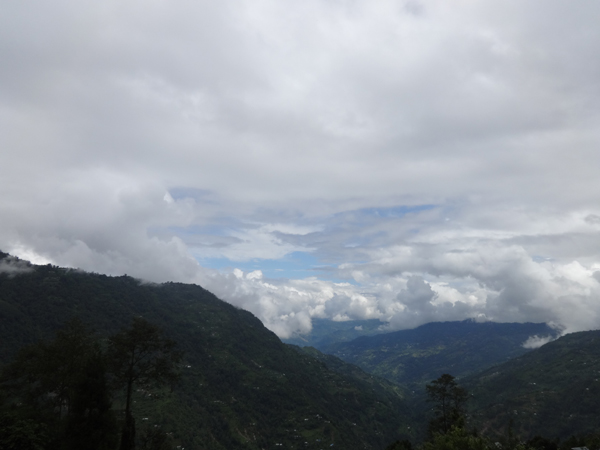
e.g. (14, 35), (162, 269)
(425, 373), (468, 436)
(107, 317), (181, 450)
(0, 318), (117, 449)
(385, 439), (413, 450)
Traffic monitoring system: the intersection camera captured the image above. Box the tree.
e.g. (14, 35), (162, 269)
(1, 319), (95, 415)
(526, 435), (558, 450)
(62, 346), (118, 450)
(425, 374), (468, 436)
(107, 317), (182, 450)
(0, 318), (117, 450)
(421, 425), (489, 450)
(138, 425), (171, 450)
(385, 439), (412, 450)
(0, 413), (48, 450)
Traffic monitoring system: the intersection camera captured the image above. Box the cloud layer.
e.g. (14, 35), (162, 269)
(2, 1), (600, 337)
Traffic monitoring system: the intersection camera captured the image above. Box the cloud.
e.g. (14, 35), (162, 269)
(1, 171), (200, 283)
(522, 335), (556, 349)
(2, 1), (600, 338)
(0, 255), (33, 277)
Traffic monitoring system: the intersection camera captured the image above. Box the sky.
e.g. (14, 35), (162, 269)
(2, 0), (600, 339)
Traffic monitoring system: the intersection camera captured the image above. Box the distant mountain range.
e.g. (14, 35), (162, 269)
(322, 320), (559, 388)
(282, 317), (388, 349)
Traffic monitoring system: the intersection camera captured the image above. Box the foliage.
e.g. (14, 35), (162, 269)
(0, 318), (118, 450)
(107, 317), (181, 394)
(420, 426), (541, 450)
(137, 426), (171, 450)
(558, 433), (600, 450)
(107, 317), (181, 450)
(465, 329), (600, 440)
(425, 374), (468, 436)
(0, 413), (48, 450)
(526, 435), (558, 450)
(0, 317), (182, 450)
(421, 426), (489, 450)
(1, 318), (96, 414)
(385, 438), (413, 450)
(0, 253), (412, 449)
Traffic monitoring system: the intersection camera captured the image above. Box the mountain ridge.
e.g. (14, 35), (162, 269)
(0, 252), (412, 449)
(325, 319), (559, 389)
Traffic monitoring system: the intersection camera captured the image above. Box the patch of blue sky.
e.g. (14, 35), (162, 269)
(329, 204), (438, 231)
(168, 187), (214, 201)
(167, 224), (232, 237)
(342, 230), (388, 249)
(350, 204), (436, 219)
(532, 255), (553, 263)
(197, 251), (354, 283)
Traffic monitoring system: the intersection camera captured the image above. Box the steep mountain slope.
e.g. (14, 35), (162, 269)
(326, 320), (558, 388)
(0, 252), (411, 449)
(465, 330), (600, 440)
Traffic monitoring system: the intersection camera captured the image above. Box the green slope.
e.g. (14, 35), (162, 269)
(465, 330), (600, 440)
(0, 252), (411, 449)
(326, 320), (558, 389)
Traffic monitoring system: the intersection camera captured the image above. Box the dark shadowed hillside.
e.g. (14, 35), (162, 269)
(0, 252), (412, 449)
(465, 329), (600, 440)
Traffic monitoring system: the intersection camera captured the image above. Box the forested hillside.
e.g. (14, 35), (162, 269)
(327, 320), (558, 388)
(465, 329), (600, 440)
(0, 252), (412, 449)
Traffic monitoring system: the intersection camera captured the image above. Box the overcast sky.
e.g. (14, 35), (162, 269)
(2, 0), (600, 338)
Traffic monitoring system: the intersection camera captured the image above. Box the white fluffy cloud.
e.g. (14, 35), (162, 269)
(2, 1), (600, 338)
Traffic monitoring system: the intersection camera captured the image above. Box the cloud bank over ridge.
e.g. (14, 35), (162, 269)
(2, 1), (600, 337)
